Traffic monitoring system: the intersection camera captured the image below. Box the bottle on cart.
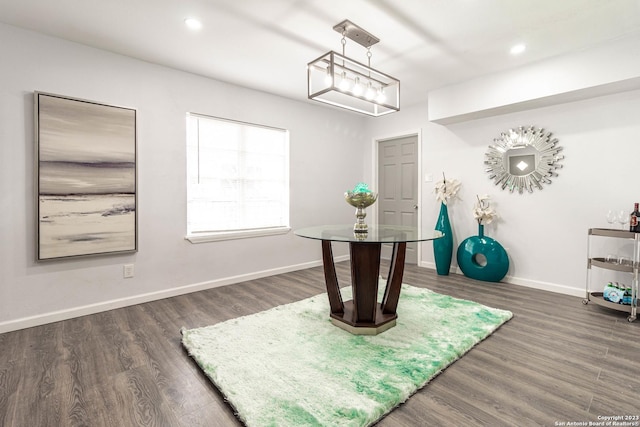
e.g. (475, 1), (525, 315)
(603, 282), (615, 302)
(630, 202), (640, 232)
(623, 286), (632, 305)
(604, 282), (624, 303)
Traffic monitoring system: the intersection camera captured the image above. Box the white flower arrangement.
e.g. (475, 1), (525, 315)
(434, 173), (461, 205)
(473, 194), (498, 225)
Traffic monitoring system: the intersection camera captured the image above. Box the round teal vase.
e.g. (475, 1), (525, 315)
(457, 224), (509, 282)
(433, 202), (453, 275)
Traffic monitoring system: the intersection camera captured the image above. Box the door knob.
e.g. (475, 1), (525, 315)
(413, 204), (418, 209)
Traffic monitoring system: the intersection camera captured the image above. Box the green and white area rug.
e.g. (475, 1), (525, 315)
(181, 283), (513, 427)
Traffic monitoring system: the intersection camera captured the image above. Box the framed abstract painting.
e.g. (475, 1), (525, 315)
(35, 92), (137, 260)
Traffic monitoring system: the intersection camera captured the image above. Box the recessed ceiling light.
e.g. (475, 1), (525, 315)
(184, 18), (202, 31)
(510, 43), (526, 55)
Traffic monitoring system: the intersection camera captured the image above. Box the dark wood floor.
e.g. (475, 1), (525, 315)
(1, 261), (639, 426)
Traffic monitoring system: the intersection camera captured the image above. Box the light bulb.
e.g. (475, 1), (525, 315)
(352, 77), (363, 96)
(339, 72), (350, 91)
(365, 83), (375, 101)
(376, 88), (387, 104)
(324, 69), (333, 86)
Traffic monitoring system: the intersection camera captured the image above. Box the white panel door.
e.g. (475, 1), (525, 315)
(378, 135), (418, 264)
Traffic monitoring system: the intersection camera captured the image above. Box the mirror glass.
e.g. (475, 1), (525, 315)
(485, 126), (564, 194)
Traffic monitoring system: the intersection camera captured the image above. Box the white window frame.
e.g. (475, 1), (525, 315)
(185, 113), (290, 243)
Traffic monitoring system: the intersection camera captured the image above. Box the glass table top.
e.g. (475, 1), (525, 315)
(294, 225), (443, 243)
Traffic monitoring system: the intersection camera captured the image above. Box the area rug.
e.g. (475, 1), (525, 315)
(181, 282), (513, 427)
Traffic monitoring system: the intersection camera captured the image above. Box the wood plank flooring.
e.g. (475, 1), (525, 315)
(1, 261), (639, 426)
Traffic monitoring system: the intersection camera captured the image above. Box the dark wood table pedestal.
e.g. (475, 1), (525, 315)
(321, 240), (406, 335)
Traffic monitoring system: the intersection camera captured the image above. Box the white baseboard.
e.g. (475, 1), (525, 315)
(503, 275), (585, 298)
(419, 261), (584, 297)
(2, 255), (583, 334)
(0, 255), (350, 334)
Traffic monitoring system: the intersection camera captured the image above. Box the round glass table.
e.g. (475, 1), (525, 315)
(295, 225), (443, 335)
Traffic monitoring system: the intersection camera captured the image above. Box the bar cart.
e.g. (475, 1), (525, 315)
(583, 228), (638, 322)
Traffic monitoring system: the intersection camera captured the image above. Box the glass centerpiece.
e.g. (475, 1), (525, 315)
(344, 183), (378, 233)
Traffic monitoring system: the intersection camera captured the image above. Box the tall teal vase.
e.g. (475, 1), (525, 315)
(433, 202), (453, 275)
(456, 224), (509, 282)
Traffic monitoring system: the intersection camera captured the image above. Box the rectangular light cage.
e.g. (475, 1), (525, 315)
(308, 51), (400, 117)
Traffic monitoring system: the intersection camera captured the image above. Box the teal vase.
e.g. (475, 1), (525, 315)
(433, 202), (453, 275)
(456, 224), (509, 282)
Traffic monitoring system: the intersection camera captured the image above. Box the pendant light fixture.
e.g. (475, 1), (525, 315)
(307, 20), (400, 117)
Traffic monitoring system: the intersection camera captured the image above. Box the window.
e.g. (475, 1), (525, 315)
(186, 113), (290, 242)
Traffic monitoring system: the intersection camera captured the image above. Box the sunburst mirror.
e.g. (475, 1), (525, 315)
(484, 126), (564, 194)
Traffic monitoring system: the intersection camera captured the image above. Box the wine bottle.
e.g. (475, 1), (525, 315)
(630, 202), (640, 232)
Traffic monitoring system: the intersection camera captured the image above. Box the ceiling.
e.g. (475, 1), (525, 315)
(1, 0), (639, 110)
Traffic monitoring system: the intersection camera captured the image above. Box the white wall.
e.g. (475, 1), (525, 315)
(364, 90), (640, 297)
(3, 22), (639, 332)
(0, 23), (367, 332)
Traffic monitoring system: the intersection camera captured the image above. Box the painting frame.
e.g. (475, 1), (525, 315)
(35, 92), (138, 261)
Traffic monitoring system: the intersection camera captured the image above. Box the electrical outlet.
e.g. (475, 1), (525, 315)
(123, 264), (134, 278)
